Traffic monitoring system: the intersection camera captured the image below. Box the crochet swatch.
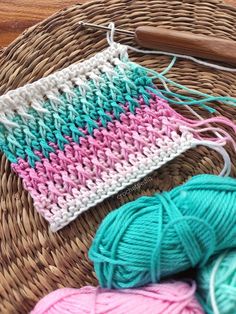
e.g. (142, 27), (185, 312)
(0, 44), (206, 231)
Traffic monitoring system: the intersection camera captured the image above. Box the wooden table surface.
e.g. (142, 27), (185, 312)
(0, 1), (86, 47)
(0, 0), (235, 48)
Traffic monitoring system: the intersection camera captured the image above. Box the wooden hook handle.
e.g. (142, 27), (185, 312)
(135, 26), (236, 66)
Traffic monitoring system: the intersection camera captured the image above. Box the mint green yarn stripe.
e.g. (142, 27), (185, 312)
(0, 63), (154, 166)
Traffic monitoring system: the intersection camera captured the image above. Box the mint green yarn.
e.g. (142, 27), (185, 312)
(89, 174), (236, 289)
(0, 64), (153, 166)
(3, 54), (236, 166)
(197, 250), (236, 314)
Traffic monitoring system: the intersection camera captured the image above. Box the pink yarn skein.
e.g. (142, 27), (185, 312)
(31, 281), (204, 314)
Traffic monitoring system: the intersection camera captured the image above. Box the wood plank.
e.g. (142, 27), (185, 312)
(0, 0), (87, 47)
(224, 0), (236, 5)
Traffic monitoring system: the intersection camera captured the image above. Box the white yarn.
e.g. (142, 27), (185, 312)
(209, 252), (228, 314)
(0, 44), (127, 120)
(193, 140), (231, 177)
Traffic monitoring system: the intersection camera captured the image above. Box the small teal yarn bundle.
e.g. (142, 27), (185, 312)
(197, 250), (236, 314)
(89, 174), (236, 289)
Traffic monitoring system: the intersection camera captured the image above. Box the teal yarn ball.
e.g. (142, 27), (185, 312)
(197, 250), (236, 314)
(89, 174), (236, 289)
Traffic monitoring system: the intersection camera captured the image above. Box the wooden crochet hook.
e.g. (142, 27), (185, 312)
(81, 23), (236, 66)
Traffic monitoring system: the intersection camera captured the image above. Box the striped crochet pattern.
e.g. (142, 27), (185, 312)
(0, 44), (205, 231)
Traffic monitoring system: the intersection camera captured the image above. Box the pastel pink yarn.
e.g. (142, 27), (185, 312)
(31, 282), (204, 314)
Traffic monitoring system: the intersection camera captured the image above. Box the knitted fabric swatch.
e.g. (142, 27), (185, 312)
(0, 43), (225, 231)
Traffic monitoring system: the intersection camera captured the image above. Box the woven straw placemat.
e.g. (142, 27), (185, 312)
(0, 0), (236, 313)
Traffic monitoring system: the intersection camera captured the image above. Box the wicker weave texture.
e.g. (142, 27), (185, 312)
(0, 0), (236, 313)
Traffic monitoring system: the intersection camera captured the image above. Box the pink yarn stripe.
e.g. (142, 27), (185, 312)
(47, 132), (192, 229)
(12, 92), (236, 227)
(12, 96), (181, 210)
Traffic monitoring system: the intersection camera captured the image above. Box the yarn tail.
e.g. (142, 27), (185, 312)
(165, 102), (236, 176)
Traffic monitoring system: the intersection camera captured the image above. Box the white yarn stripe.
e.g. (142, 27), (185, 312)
(44, 132), (194, 231)
(0, 43), (128, 118)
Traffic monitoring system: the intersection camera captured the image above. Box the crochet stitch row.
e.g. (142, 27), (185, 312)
(0, 44), (202, 230)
